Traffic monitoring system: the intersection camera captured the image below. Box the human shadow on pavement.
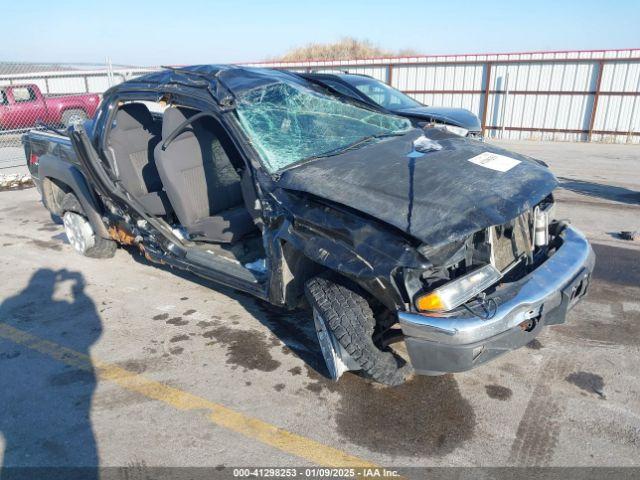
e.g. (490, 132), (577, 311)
(0, 269), (101, 480)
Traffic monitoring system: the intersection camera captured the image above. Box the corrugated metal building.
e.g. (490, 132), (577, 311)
(248, 48), (640, 144)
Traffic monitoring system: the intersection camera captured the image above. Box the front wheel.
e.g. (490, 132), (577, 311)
(305, 274), (412, 386)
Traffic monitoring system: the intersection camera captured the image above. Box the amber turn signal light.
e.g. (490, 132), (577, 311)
(415, 264), (502, 313)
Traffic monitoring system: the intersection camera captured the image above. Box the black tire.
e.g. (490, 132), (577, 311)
(61, 109), (88, 127)
(81, 230), (118, 259)
(305, 274), (412, 386)
(61, 192), (117, 259)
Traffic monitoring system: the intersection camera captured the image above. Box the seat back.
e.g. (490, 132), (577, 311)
(108, 103), (162, 197)
(155, 107), (244, 228)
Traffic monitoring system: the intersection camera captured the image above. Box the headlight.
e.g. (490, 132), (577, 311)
(415, 264), (502, 313)
(432, 123), (469, 137)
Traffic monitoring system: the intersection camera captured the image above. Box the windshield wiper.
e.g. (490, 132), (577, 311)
(273, 131), (409, 178)
(302, 131), (406, 162)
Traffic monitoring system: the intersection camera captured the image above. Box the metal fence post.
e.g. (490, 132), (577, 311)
(481, 62), (492, 137)
(387, 64), (394, 86)
(501, 72), (510, 138)
(587, 60), (605, 141)
(106, 57), (114, 87)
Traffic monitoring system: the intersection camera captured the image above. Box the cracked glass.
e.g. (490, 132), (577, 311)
(236, 81), (412, 173)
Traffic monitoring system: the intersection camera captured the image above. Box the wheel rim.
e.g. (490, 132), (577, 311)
(63, 212), (95, 254)
(66, 113), (85, 126)
(313, 309), (353, 380)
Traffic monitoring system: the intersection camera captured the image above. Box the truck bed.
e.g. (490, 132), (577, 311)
(23, 129), (77, 185)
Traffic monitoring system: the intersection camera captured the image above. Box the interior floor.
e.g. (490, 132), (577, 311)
(192, 233), (265, 266)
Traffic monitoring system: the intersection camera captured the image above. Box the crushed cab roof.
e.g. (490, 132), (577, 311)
(113, 64), (308, 102)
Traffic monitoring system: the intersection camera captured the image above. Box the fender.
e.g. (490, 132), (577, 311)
(37, 153), (110, 239)
(57, 103), (87, 117)
(264, 191), (431, 310)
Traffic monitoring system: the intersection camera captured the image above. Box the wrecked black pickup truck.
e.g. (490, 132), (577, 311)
(23, 65), (595, 385)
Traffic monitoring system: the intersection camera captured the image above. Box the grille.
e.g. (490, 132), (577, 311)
(490, 211), (533, 272)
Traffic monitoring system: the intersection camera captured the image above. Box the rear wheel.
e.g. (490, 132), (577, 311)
(61, 109), (87, 127)
(61, 193), (116, 258)
(305, 274), (412, 386)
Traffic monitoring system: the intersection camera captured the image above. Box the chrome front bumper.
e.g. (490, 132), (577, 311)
(398, 224), (595, 374)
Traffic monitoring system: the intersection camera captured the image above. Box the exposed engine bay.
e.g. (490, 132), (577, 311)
(405, 195), (558, 314)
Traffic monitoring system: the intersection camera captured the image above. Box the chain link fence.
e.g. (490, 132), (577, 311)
(0, 62), (159, 171)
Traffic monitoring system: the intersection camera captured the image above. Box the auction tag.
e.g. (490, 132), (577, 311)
(467, 152), (521, 172)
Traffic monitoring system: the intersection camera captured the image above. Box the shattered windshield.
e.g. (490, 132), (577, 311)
(235, 81), (413, 172)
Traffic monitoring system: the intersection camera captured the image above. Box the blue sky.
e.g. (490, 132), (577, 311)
(4, 0), (639, 65)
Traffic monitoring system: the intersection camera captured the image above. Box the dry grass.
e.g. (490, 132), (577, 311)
(277, 37), (420, 62)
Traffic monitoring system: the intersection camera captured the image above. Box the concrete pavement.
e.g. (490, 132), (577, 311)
(0, 140), (639, 476)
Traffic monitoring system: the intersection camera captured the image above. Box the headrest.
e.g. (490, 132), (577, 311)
(115, 103), (154, 131)
(161, 107), (195, 139)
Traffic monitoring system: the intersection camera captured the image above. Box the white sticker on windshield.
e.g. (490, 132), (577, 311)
(467, 152), (521, 172)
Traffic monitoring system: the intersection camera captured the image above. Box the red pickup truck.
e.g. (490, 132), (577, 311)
(0, 84), (100, 131)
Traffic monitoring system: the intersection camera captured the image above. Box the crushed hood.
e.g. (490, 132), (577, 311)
(277, 129), (558, 248)
(394, 106), (482, 131)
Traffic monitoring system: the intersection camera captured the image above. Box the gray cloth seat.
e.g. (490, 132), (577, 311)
(108, 103), (170, 215)
(154, 107), (256, 243)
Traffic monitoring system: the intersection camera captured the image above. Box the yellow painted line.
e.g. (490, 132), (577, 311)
(0, 322), (378, 469)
